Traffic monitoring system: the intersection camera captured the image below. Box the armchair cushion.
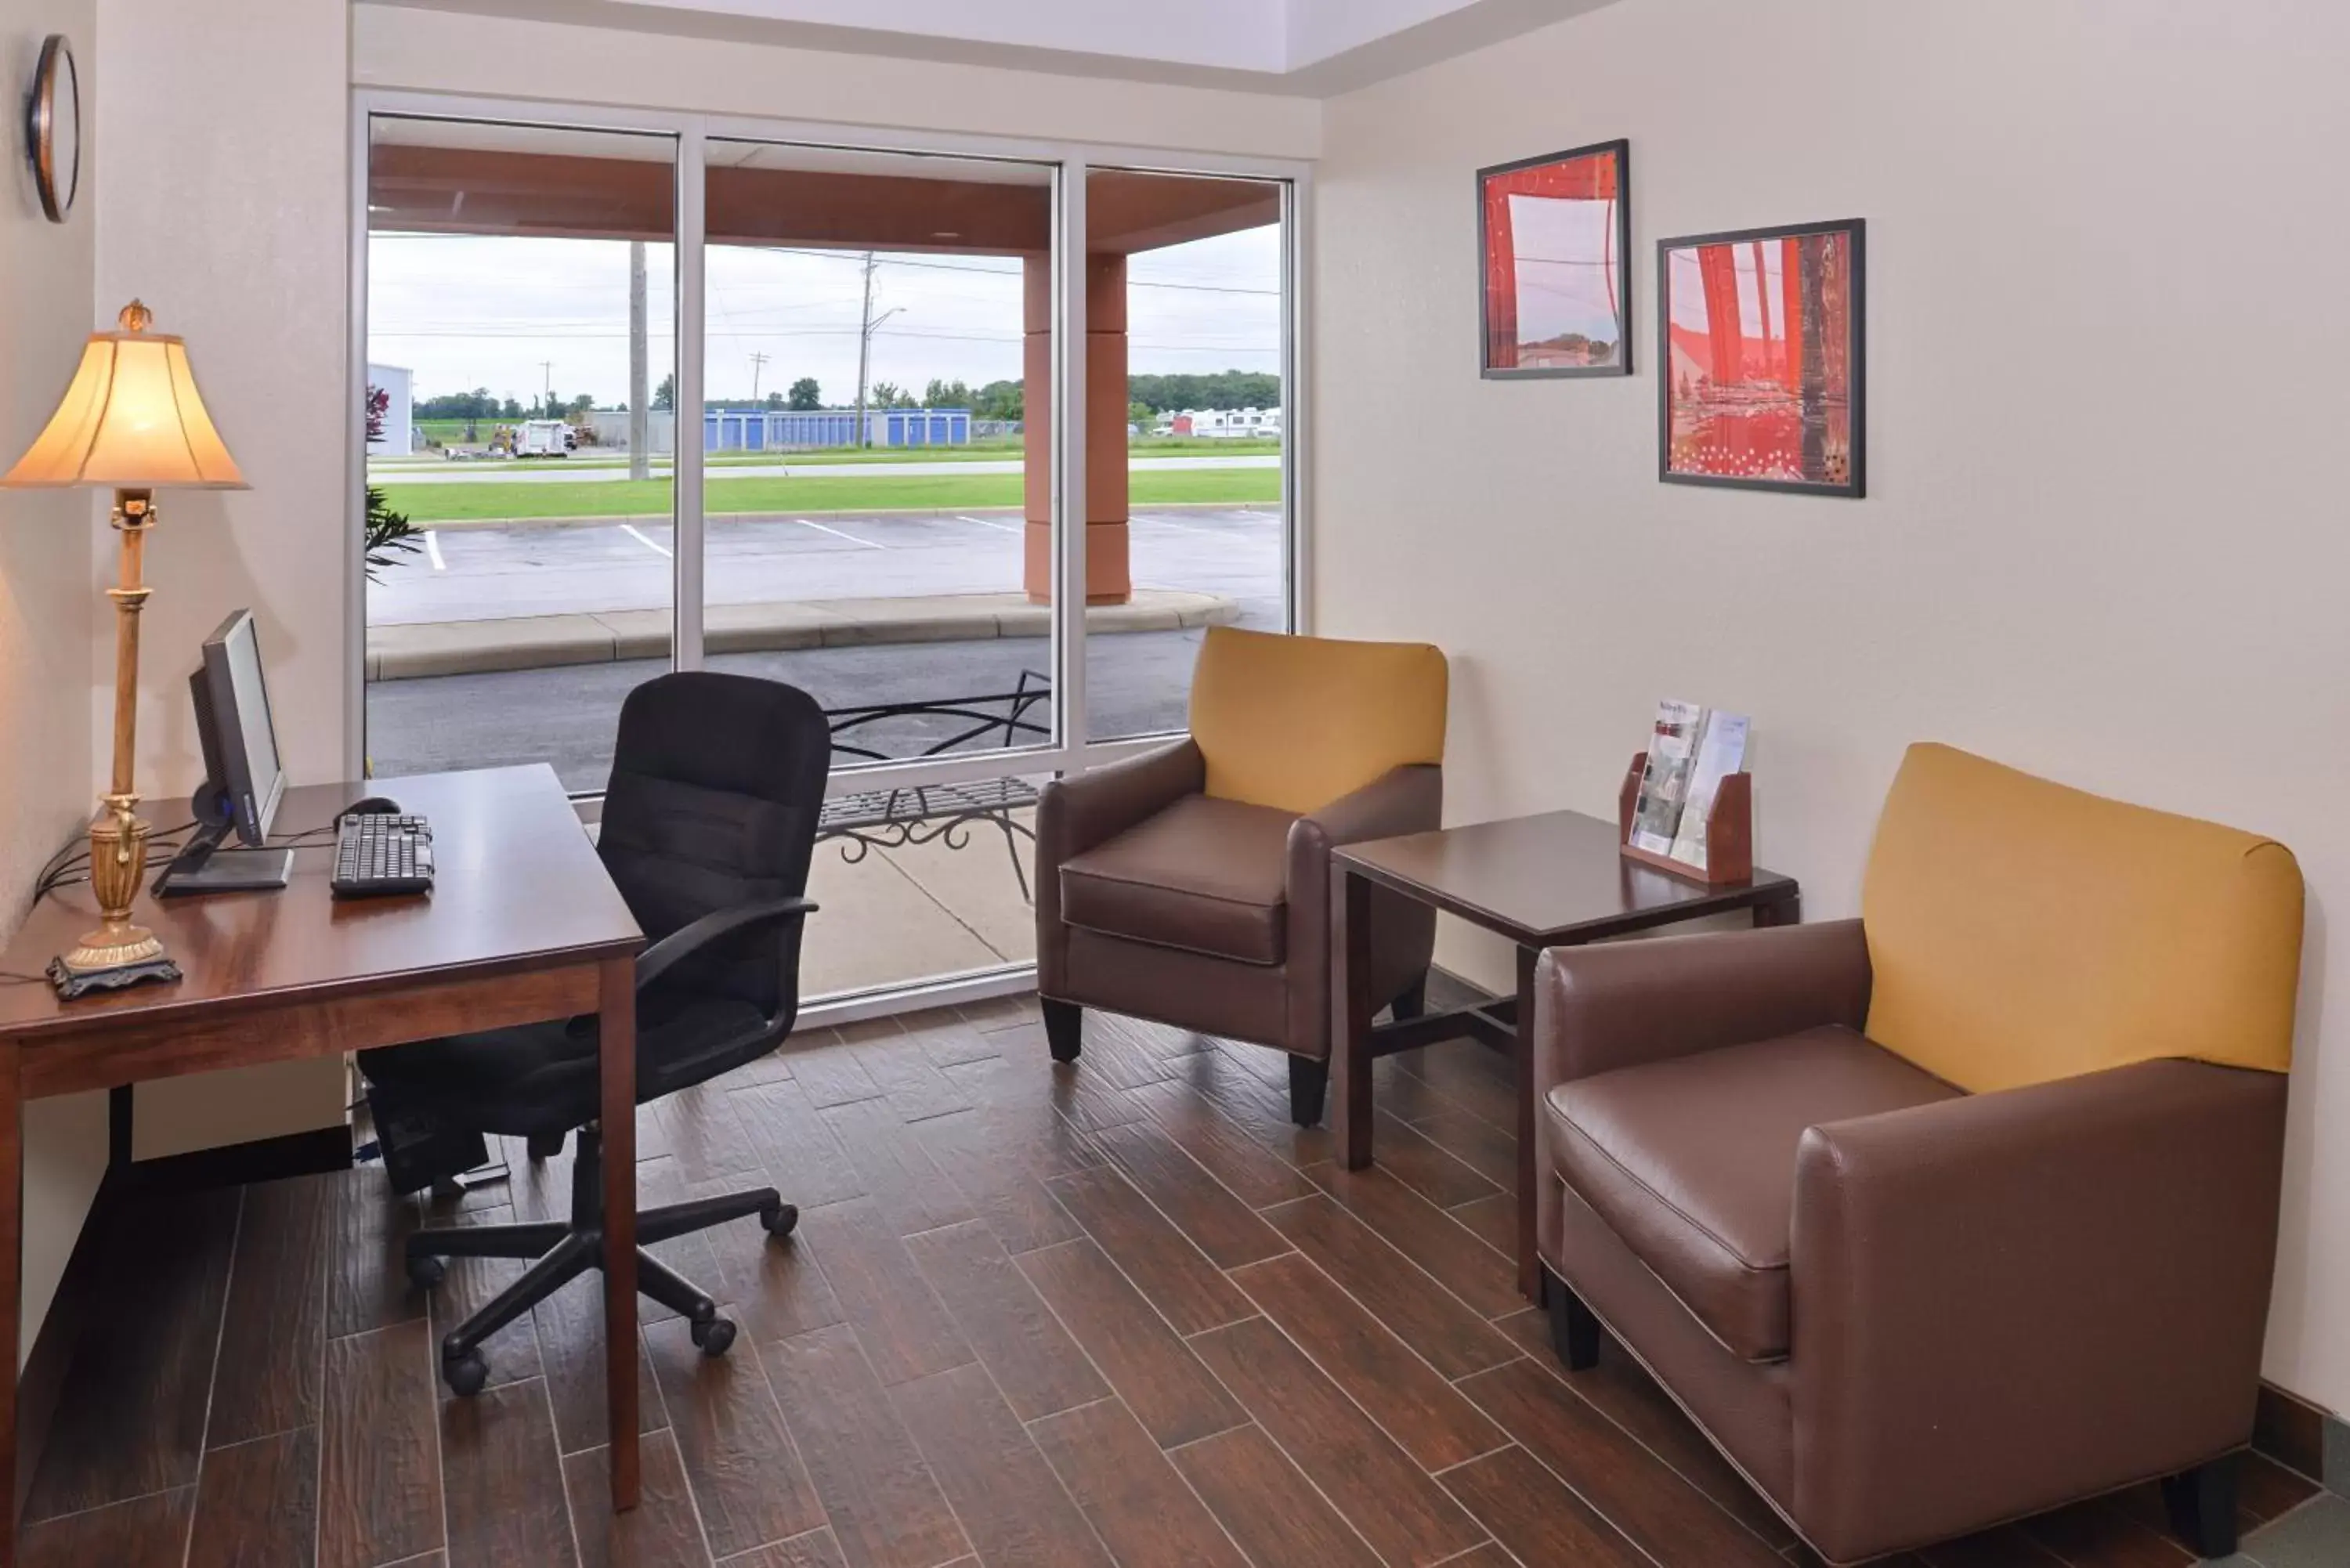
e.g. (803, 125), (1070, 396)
(1863, 742), (2302, 1092)
(1189, 626), (1447, 815)
(1059, 793), (1298, 966)
(1547, 1027), (1958, 1361)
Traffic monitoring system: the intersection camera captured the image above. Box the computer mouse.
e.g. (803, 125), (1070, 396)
(342, 795), (403, 818)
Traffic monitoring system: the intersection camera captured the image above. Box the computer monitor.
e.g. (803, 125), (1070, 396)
(157, 609), (293, 895)
(191, 609), (284, 846)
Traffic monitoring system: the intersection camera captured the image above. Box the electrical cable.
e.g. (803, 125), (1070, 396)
(31, 820), (199, 905)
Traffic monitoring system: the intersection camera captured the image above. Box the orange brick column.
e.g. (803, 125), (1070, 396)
(1022, 252), (1132, 605)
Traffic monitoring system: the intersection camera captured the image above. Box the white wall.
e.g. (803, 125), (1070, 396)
(1313, 0), (2350, 1413)
(94, 0), (354, 1158)
(1288, 0), (1483, 63)
(595, 0), (1288, 74)
(1, 1), (109, 1367)
(61, 3), (1314, 1165)
(353, 5), (1320, 159)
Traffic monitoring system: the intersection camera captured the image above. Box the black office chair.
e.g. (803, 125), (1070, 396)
(358, 671), (829, 1395)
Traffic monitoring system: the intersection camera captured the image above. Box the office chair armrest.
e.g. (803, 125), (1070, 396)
(635, 896), (819, 992)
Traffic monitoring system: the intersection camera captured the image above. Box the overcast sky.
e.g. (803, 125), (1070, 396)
(367, 226), (1281, 407)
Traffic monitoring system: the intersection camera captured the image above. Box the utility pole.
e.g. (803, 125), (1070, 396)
(627, 241), (649, 481)
(749, 351), (770, 402)
(851, 254), (906, 448)
(538, 360), (554, 417)
(854, 253), (877, 448)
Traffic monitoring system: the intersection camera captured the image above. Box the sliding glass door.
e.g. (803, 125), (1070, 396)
(696, 140), (1058, 996)
(356, 102), (1298, 1005)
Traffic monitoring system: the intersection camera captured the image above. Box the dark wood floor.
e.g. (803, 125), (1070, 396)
(19, 995), (2321, 1568)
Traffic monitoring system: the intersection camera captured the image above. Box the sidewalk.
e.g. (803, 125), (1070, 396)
(367, 588), (1238, 680)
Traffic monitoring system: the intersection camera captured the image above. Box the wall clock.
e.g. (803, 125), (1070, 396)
(25, 34), (78, 223)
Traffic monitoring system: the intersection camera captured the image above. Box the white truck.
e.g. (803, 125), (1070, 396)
(514, 419), (577, 457)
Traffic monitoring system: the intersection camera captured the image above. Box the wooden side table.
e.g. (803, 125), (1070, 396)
(1329, 808), (1799, 1300)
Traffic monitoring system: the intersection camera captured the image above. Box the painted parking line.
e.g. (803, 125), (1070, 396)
(960, 515), (1025, 536)
(797, 518), (885, 550)
(620, 523), (674, 558)
(423, 529), (446, 571)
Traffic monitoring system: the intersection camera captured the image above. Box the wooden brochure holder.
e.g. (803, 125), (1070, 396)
(1617, 751), (1753, 887)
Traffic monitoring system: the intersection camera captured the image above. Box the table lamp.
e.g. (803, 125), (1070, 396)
(2, 300), (247, 996)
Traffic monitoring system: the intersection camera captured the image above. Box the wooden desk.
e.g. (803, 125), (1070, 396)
(0, 765), (645, 1563)
(1329, 807), (1800, 1300)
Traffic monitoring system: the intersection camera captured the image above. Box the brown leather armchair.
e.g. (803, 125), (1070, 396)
(1036, 627), (1447, 1124)
(1531, 745), (2302, 1565)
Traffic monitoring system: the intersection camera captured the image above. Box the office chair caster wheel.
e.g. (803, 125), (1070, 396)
(443, 1348), (490, 1396)
(761, 1201), (799, 1239)
(407, 1255), (446, 1290)
(690, 1315), (736, 1357)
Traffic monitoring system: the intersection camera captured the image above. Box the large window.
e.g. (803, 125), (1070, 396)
(357, 106), (1298, 1003)
(1083, 168), (1289, 740)
(697, 141), (1058, 992)
(364, 118), (679, 791)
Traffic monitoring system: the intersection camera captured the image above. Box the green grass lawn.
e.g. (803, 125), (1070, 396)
(380, 465), (1281, 523)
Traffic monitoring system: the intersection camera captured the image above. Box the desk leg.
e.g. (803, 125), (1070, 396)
(1755, 890), (1801, 928)
(1329, 865), (1376, 1169)
(0, 1041), (17, 1568)
(1514, 944), (1542, 1303)
(598, 957), (640, 1513)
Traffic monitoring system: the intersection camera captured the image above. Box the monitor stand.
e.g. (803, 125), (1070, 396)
(154, 822), (293, 896)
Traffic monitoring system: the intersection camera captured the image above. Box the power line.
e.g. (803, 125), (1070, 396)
(752, 246), (1278, 296)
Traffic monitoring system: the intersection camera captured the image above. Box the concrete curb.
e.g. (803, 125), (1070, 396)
(367, 588), (1240, 681)
(406, 502), (1276, 534)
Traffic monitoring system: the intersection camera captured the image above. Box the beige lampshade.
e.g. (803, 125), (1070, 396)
(2, 301), (247, 490)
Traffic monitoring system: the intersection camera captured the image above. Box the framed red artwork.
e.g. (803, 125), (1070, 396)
(1478, 139), (1630, 378)
(1657, 218), (1865, 496)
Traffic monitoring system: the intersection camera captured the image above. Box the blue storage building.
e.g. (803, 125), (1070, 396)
(703, 407), (971, 452)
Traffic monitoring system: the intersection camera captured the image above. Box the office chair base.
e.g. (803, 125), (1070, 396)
(404, 1124), (791, 1394)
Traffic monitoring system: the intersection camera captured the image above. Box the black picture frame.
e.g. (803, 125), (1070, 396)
(1477, 138), (1632, 380)
(1656, 217), (1865, 497)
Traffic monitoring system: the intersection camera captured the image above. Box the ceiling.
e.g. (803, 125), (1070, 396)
(361, 0), (1620, 94)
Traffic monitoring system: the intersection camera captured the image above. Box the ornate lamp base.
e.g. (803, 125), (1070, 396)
(46, 495), (186, 1003)
(52, 778), (183, 999)
(48, 948), (183, 1000)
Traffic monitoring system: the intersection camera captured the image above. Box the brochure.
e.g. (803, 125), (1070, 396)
(1628, 699), (1705, 855)
(1669, 709), (1751, 870)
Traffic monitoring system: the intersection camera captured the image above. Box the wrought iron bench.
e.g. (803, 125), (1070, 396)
(815, 670), (1050, 901)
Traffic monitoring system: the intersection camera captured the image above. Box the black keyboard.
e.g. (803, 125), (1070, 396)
(332, 812), (436, 898)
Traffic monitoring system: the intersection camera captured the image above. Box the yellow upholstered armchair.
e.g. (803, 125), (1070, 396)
(1531, 744), (2303, 1563)
(1036, 627), (1448, 1124)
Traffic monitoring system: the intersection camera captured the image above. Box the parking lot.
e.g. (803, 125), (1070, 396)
(363, 508), (1285, 789)
(367, 507), (1283, 625)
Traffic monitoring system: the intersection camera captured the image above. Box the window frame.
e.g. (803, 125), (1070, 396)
(347, 90), (1311, 1015)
